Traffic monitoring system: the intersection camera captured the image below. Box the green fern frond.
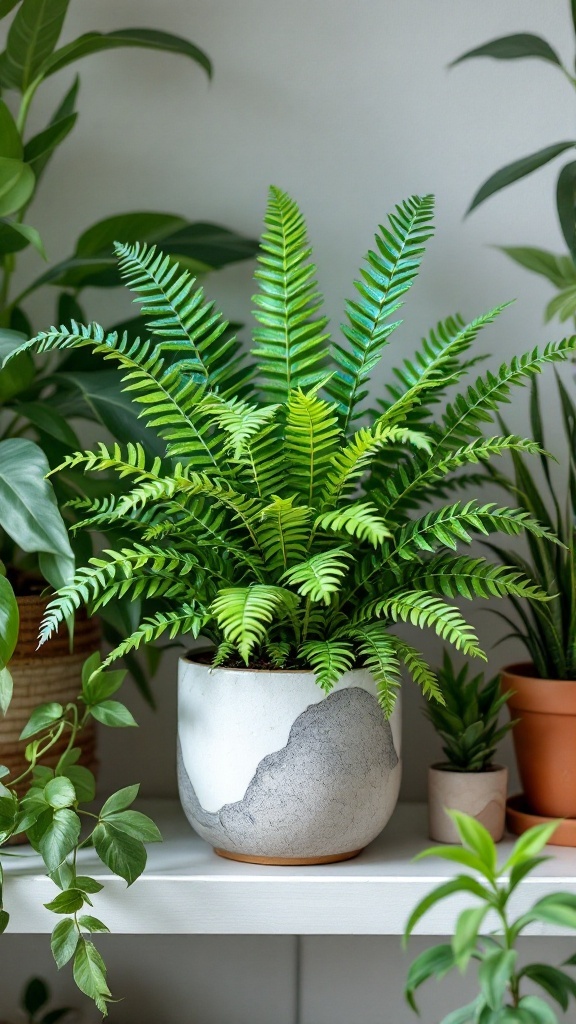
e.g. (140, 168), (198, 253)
(200, 393), (279, 459)
(357, 590), (483, 658)
(256, 497), (312, 571)
(115, 241), (244, 387)
(347, 623), (402, 715)
(251, 186), (329, 401)
(285, 387), (341, 503)
(282, 549), (352, 604)
(322, 421), (432, 507)
(212, 641), (235, 667)
(389, 636), (443, 703)
(327, 195), (435, 428)
(314, 502), (391, 546)
(408, 555), (550, 602)
(103, 605), (207, 665)
(299, 639), (355, 692)
(211, 585), (298, 662)
(265, 639), (291, 667)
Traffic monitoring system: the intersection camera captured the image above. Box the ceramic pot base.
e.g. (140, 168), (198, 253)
(506, 793), (576, 847)
(214, 847), (363, 866)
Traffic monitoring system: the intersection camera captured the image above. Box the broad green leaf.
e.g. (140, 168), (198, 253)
(20, 701), (63, 740)
(545, 285), (576, 323)
(520, 964), (576, 1011)
(58, 765), (95, 803)
(557, 161), (576, 257)
(30, 76), (79, 181)
(103, 810), (162, 844)
(479, 949), (517, 1009)
(44, 887), (84, 914)
(0, 219), (45, 258)
(74, 876), (103, 894)
(0, 574), (18, 669)
(404, 875), (491, 941)
(498, 247), (576, 289)
(82, 655), (125, 704)
(0, 908), (9, 932)
(39, 807), (80, 871)
(90, 700), (137, 728)
(504, 821), (561, 869)
(51, 917), (78, 968)
(3, 0), (70, 90)
(527, 893), (576, 930)
(0, 325), (34, 400)
(75, 211), (187, 256)
(78, 915), (109, 934)
(440, 1000), (483, 1024)
(43, 27), (212, 80)
(0, 438), (74, 591)
(23, 112), (77, 171)
(14, 401), (78, 447)
(414, 843), (495, 880)
(452, 904), (489, 968)
(0, 0), (21, 18)
(518, 995), (560, 1024)
(0, 157), (34, 216)
(0, 792), (18, 833)
(93, 821), (146, 885)
(73, 938), (110, 1014)
(23, 977), (48, 1015)
(0, 218), (30, 255)
(467, 143), (576, 214)
(0, 100), (21, 158)
(100, 785), (139, 817)
(405, 943), (454, 1012)
(44, 776), (76, 809)
(452, 34), (562, 67)
(447, 811), (497, 873)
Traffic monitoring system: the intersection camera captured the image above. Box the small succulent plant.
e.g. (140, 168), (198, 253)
(425, 651), (515, 772)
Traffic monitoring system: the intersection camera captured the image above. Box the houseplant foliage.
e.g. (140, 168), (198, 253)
(0, 652), (161, 1015)
(404, 812), (576, 1023)
(452, 1), (576, 324)
(425, 652), (514, 773)
(0, 433), (74, 714)
(425, 653), (514, 843)
(5, 976), (75, 1024)
(11, 188), (576, 714)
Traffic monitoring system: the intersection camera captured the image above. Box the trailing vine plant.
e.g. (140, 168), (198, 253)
(11, 188), (576, 714)
(0, 653), (160, 1015)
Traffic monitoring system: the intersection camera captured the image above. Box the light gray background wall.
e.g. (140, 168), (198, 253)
(2, 1), (574, 1020)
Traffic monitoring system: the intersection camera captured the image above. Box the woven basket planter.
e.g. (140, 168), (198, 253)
(2, 596), (100, 814)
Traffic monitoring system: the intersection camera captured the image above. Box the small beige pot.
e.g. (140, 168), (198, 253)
(428, 764), (508, 844)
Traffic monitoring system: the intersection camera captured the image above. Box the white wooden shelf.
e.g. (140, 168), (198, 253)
(4, 800), (576, 936)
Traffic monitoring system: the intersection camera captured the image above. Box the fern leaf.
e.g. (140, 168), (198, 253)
(103, 605), (207, 665)
(251, 187), (329, 400)
(409, 555), (551, 602)
(282, 549), (352, 604)
(315, 502), (391, 546)
(389, 636), (443, 703)
(256, 497), (312, 571)
(347, 623), (402, 715)
(211, 585), (298, 662)
(322, 421), (431, 508)
(357, 590), (484, 658)
(328, 195), (435, 428)
(285, 387), (341, 503)
(299, 639), (355, 691)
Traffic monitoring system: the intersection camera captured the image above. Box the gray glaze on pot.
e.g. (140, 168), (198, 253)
(178, 686), (400, 859)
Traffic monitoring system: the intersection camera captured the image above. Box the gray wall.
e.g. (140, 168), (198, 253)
(3, 0), (574, 1020)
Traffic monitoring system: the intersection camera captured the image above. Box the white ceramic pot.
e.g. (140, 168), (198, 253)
(177, 655), (402, 864)
(428, 764), (508, 844)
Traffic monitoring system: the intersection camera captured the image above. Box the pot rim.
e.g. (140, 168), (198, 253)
(181, 649), (374, 677)
(429, 761), (507, 775)
(502, 662), (576, 684)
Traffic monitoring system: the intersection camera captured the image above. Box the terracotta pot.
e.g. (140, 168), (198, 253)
(177, 655), (402, 864)
(428, 764), (508, 843)
(1, 597), (100, 805)
(503, 662), (576, 818)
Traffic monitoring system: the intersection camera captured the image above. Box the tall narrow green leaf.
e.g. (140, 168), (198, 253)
(467, 143), (576, 214)
(3, 0), (69, 90)
(43, 28), (212, 79)
(556, 160), (576, 258)
(451, 34), (562, 67)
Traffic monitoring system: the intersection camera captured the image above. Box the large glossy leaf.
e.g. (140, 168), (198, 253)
(557, 160), (576, 257)
(0, 325), (34, 399)
(0, 100), (21, 158)
(545, 285), (576, 323)
(29, 76), (79, 181)
(0, 575), (18, 668)
(467, 142), (576, 214)
(0, 437), (74, 591)
(452, 33), (562, 67)
(0, 156), (34, 216)
(43, 27), (212, 79)
(498, 246), (576, 289)
(54, 369), (166, 455)
(0, 0), (21, 18)
(0, 218), (44, 258)
(3, 0), (70, 90)
(75, 211), (187, 256)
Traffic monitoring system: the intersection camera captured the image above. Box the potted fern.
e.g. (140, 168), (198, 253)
(425, 653), (514, 844)
(11, 188), (575, 863)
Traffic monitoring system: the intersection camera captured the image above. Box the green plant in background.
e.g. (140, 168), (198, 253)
(0, 651), (160, 1015)
(11, 188), (576, 713)
(0, 434), (74, 712)
(424, 652), (515, 772)
(3, 977), (75, 1024)
(0, 0), (258, 697)
(452, 1), (576, 325)
(485, 375), (576, 680)
(404, 812), (576, 1023)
